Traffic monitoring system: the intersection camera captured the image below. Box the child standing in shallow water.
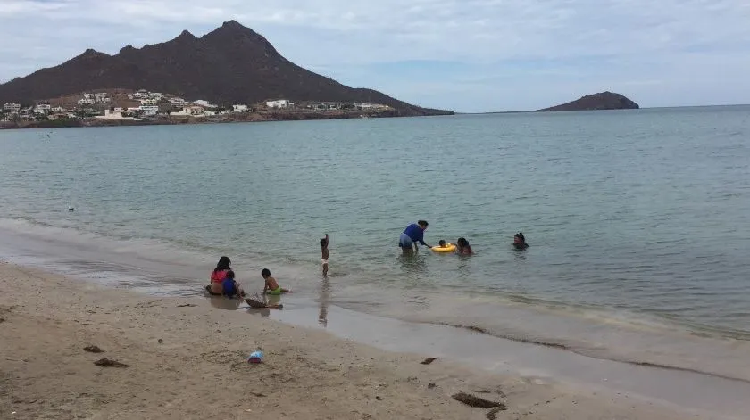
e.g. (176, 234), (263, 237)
(321, 234), (330, 277)
(262, 268), (290, 295)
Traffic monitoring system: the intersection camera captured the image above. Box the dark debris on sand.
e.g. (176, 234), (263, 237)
(94, 358), (128, 367)
(452, 392), (505, 409)
(486, 407), (504, 420)
(420, 357), (437, 365)
(84, 345), (104, 353)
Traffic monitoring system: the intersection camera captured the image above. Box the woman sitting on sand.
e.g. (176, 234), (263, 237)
(205, 256), (231, 295)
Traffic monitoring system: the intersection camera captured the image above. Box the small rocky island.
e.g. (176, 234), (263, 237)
(540, 91), (639, 111)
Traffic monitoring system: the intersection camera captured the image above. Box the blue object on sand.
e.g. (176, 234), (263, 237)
(247, 350), (263, 363)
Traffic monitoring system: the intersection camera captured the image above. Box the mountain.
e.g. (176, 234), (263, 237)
(540, 92), (639, 111)
(0, 21), (450, 116)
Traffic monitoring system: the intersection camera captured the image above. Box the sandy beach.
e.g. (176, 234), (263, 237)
(0, 261), (738, 420)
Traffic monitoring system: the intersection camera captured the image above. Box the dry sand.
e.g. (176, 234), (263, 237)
(0, 262), (728, 419)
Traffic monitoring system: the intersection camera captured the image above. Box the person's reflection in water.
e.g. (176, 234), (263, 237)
(456, 256), (472, 279)
(246, 294), (281, 318)
(255, 308), (271, 317)
(265, 294), (282, 308)
(398, 253), (427, 275)
(319, 277), (331, 327)
(208, 296), (242, 310)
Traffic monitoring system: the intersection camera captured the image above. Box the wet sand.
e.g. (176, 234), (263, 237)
(0, 262), (744, 419)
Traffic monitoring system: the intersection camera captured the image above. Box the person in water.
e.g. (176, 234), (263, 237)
(221, 270), (246, 298)
(321, 234), (330, 277)
(455, 237), (473, 255)
(206, 256), (232, 295)
(438, 240), (447, 248)
(513, 233), (529, 250)
(262, 268), (290, 295)
(399, 220), (431, 253)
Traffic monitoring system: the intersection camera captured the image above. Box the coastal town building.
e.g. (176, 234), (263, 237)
(171, 105), (205, 117)
(232, 104), (248, 112)
(3, 102), (21, 113)
(34, 104), (52, 114)
(266, 99), (289, 109)
(93, 93), (111, 103)
(47, 112), (72, 120)
(138, 105), (160, 116)
(193, 100), (217, 109)
(96, 109), (135, 120)
(169, 97), (186, 106)
(131, 89), (149, 100)
(354, 103), (387, 110)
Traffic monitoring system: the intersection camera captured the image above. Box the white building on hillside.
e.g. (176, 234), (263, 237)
(171, 106), (205, 117)
(138, 105), (160, 116)
(232, 104), (248, 112)
(3, 103), (21, 113)
(354, 102), (388, 111)
(266, 99), (289, 109)
(193, 100), (217, 109)
(51, 106), (65, 113)
(133, 89), (149, 99)
(169, 97), (186, 106)
(34, 104), (51, 114)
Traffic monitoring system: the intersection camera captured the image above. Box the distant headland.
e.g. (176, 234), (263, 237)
(540, 92), (639, 112)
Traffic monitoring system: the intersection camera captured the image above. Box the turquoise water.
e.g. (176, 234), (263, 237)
(1, 107), (749, 379)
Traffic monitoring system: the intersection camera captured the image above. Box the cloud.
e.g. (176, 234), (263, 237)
(1, 0), (749, 110)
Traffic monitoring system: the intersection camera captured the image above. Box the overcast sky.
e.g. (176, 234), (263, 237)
(2, 0), (749, 112)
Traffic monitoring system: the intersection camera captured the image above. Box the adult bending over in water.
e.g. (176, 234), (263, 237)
(399, 220), (431, 254)
(205, 256), (232, 295)
(455, 237), (473, 255)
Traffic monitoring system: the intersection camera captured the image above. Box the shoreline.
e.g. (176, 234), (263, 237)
(0, 109), (455, 130)
(1, 261), (748, 419)
(1, 217), (750, 386)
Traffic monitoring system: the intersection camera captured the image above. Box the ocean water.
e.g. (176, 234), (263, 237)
(1, 106), (749, 381)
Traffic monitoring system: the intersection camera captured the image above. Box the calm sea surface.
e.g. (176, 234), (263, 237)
(1, 106), (749, 379)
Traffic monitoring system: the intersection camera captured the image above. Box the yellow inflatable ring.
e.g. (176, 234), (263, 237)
(431, 243), (456, 252)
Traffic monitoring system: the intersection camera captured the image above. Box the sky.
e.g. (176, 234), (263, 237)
(1, 0), (749, 112)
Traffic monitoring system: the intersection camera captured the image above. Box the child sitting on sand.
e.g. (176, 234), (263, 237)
(262, 268), (290, 295)
(221, 270), (245, 298)
(321, 234), (330, 277)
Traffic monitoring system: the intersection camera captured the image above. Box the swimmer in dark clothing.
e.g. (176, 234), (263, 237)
(512, 233), (529, 250)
